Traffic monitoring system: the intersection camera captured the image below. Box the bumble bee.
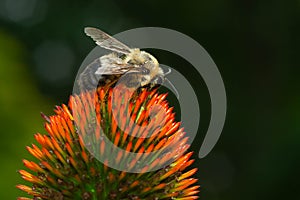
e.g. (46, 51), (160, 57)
(77, 27), (166, 92)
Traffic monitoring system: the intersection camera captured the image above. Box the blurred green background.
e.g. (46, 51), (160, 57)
(0, 0), (299, 199)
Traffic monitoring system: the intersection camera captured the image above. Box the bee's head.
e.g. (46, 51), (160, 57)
(124, 49), (164, 87)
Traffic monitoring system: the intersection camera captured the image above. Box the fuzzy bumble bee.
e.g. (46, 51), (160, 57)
(78, 27), (167, 92)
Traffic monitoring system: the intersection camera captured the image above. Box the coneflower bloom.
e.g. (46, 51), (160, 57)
(17, 85), (200, 199)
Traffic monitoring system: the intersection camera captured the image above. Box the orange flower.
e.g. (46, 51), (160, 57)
(17, 86), (199, 199)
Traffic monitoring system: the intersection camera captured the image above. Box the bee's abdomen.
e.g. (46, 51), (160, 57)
(77, 73), (102, 92)
(78, 70), (121, 92)
(77, 59), (104, 91)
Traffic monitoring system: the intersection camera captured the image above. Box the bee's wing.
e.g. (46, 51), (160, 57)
(95, 63), (139, 75)
(85, 27), (131, 55)
(95, 54), (140, 75)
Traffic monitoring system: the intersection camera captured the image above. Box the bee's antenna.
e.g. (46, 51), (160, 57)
(164, 78), (179, 99)
(164, 68), (172, 76)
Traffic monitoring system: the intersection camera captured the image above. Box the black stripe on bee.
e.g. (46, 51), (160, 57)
(77, 59), (103, 91)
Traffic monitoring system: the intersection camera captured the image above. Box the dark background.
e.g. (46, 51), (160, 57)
(0, 0), (299, 199)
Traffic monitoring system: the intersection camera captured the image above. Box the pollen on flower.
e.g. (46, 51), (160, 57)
(17, 85), (200, 199)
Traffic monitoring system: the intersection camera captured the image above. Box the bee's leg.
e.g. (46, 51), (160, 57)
(97, 75), (120, 93)
(94, 75), (108, 86)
